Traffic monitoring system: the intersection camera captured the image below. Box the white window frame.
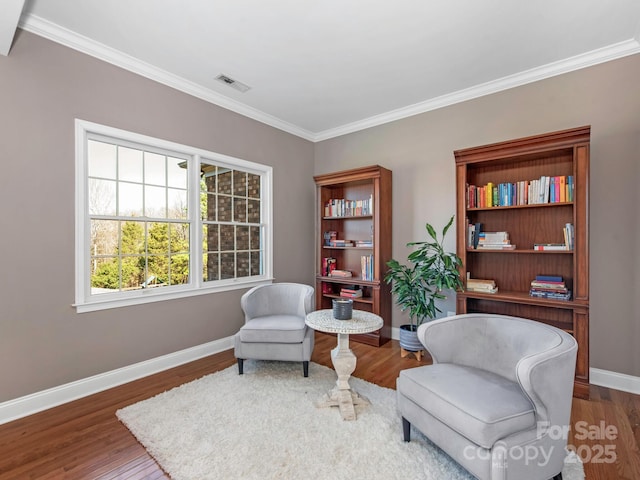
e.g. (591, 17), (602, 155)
(74, 119), (273, 313)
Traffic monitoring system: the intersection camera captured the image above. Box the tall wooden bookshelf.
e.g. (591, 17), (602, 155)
(314, 165), (392, 346)
(454, 126), (590, 399)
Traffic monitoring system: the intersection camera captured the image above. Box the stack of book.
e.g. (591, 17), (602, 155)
(476, 231), (515, 250)
(328, 239), (354, 247)
(329, 269), (353, 278)
(533, 243), (567, 251)
(323, 231), (337, 246)
(529, 275), (571, 300)
(466, 278), (498, 294)
(340, 285), (363, 298)
(355, 239), (373, 248)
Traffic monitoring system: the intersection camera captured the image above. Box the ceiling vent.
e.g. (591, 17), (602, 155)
(215, 74), (251, 93)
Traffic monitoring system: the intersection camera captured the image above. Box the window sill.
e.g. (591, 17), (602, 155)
(74, 277), (273, 313)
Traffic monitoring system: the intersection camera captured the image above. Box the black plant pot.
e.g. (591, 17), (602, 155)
(398, 324), (423, 352)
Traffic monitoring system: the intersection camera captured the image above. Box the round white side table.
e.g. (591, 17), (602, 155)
(305, 309), (383, 421)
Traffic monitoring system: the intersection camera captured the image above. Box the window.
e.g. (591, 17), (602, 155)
(75, 120), (272, 312)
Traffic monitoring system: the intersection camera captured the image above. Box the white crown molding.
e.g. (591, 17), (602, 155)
(0, 336), (234, 426)
(17, 14), (640, 144)
(18, 14), (316, 142)
(313, 38), (640, 142)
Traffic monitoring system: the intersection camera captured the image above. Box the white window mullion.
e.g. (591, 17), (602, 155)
(192, 155), (204, 288)
(262, 169), (273, 279)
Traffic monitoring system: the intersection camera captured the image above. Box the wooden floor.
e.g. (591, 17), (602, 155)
(1, 332), (639, 479)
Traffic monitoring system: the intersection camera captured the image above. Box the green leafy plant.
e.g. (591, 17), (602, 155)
(385, 215), (463, 330)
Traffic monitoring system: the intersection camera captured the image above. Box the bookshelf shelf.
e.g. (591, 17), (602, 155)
(314, 165), (392, 347)
(467, 249), (573, 254)
(455, 126), (590, 399)
(322, 293), (375, 305)
(317, 275), (377, 286)
(323, 246), (375, 250)
(458, 290), (581, 309)
(323, 215), (373, 220)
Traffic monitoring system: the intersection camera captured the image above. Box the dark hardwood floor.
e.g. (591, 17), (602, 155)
(1, 332), (639, 479)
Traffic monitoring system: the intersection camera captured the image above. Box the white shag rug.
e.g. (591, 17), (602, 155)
(117, 361), (584, 480)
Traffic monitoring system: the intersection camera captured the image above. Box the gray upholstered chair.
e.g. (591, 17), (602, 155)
(397, 313), (577, 480)
(234, 282), (315, 377)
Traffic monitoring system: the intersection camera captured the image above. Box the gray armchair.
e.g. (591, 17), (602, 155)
(397, 313), (577, 480)
(234, 283), (315, 377)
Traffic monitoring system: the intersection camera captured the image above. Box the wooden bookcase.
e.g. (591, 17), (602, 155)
(454, 126), (590, 399)
(314, 165), (392, 346)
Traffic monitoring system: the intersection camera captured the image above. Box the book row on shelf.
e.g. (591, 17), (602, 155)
(466, 175), (574, 208)
(563, 223), (574, 250)
(465, 274), (572, 301)
(533, 221), (574, 250)
(360, 254), (374, 281)
(467, 223), (574, 251)
(324, 196), (373, 217)
(321, 255), (374, 281)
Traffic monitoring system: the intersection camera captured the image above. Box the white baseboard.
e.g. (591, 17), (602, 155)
(2, 335), (638, 426)
(390, 326), (400, 341)
(0, 336), (234, 426)
(589, 367), (640, 395)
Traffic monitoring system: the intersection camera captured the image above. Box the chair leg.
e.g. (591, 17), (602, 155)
(237, 358), (244, 375)
(303, 361), (309, 377)
(402, 417), (411, 442)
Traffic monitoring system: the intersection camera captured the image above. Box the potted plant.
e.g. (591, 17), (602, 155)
(385, 215), (464, 353)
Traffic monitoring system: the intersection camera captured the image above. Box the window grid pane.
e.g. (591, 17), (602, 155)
(88, 138), (192, 295)
(81, 125), (269, 308)
(201, 166), (263, 284)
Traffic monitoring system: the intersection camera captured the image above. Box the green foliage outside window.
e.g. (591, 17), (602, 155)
(91, 221), (190, 291)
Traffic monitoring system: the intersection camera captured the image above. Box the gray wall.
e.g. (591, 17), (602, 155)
(1, 30), (638, 404)
(0, 31), (315, 402)
(315, 53), (640, 377)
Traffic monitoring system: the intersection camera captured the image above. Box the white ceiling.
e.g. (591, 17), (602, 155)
(9, 0), (640, 141)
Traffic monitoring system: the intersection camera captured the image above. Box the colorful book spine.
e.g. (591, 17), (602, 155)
(360, 255), (374, 281)
(466, 175), (574, 208)
(324, 197), (373, 217)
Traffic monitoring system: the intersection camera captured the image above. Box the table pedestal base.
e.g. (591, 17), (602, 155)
(316, 332), (369, 421)
(316, 387), (370, 421)
(305, 309), (383, 421)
